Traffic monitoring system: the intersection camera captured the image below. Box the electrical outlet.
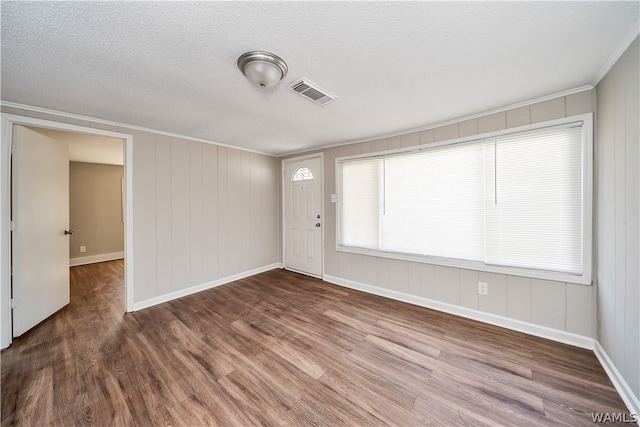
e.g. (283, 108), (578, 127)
(478, 282), (488, 296)
(80, 246), (86, 253)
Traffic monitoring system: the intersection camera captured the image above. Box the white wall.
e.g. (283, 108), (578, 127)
(282, 90), (598, 340)
(1, 106), (280, 307)
(596, 36), (639, 406)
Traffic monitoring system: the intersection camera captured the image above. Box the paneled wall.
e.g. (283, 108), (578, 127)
(282, 89), (597, 338)
(1, 106), (280, 305)
(596, 37), (639, 403)
(131, 132), (278, 303)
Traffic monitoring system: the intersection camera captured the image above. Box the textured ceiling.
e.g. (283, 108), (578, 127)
(2, 2), (639, 155)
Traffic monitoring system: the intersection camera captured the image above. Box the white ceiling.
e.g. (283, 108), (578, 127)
(2, 2), (638, 156)
(30, 127), (124, 166)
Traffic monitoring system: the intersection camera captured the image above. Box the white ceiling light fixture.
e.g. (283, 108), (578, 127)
(237, 51), (288, 89)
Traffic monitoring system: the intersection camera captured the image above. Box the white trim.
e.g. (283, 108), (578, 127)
(281, 86), (594, 157)
(334, 114), (594, 286)
(323, 274), (595, 350)
(70, 252), (124, 267)
(281, 152), (326, 164)
(0, 117), (12, 349)
(1, 87), (595, 160)
(0, 101), (275, 157)
(0, 113), (135, 348)
(124, 123), (134, 313)
(593, 341), (640, 418)
(334, 115), (592, 162)
(133, 263), (283, 311)
(324, 272), (640, 416)
(1, 113), (129, 141)
(592, 19), (640, 85)
(281, 153), (325, 278)
(335, 246), (590, 285)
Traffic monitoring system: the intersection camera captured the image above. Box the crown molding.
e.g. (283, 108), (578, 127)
(280, 85), (594, 157)
(0, 101), (276, 157)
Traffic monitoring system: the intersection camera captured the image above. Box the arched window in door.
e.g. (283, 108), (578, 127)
(292, 167), (314, 181)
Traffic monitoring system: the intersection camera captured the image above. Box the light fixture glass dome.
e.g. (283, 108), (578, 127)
(237, 51), (288, 89)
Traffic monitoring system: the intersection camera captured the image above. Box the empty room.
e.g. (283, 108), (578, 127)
(1, 2), (639, 426)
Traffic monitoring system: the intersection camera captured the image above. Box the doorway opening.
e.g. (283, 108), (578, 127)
(34, 127), (125, 267)
(1, 114), (134, 348)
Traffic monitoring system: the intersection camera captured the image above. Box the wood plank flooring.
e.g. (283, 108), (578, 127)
(1, 260), (629, 426)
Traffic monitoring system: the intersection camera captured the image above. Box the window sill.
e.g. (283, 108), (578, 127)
(336, 245), (591, 285)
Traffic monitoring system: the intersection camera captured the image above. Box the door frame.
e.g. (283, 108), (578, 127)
(1, 114), (134, 348)
(281, 153), (324, 278)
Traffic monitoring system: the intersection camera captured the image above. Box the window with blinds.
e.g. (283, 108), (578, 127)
(337, 118), (591, 284)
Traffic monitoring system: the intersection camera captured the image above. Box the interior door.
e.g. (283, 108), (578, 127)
(284, 157), (323, 277)
(12, 125), (70, 337)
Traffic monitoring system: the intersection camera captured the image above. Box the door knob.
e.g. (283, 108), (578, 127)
(315, 223), (321, 227)
(64, 229), (74, 235)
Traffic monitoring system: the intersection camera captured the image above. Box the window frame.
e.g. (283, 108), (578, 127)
(335, 113), (593, 285)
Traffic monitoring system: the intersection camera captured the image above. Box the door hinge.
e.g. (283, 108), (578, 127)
(10, 221), (17, 231)
(10, 299), (17, 309)
(11, 141), (17, 154)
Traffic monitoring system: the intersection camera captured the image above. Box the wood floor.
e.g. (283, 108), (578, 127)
(1, 260), (629, 426)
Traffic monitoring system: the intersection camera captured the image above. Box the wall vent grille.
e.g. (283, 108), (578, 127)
(288, 78), (336, 106)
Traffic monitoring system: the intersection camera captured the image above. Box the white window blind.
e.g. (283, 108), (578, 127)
(484, 125), (583, 274)
(340, 159), (381, 249)
(381, 143), (485, 260)
(337, 121), (586, 279)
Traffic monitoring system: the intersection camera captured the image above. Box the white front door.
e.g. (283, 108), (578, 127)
(284, 157), (323, 277)
(12, 125), (70, 337)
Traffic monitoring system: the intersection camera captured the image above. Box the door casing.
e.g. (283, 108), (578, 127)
(0, 113), (134, 349)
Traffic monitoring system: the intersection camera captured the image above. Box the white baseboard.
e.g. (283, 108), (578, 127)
(323, 274), (594, 350)
(131, 267), (639, 419)
(133, 263), (283, 311)
(323, 274), (640, 417)
(70, 251), (124, 267)
(593, 341), (640, 418)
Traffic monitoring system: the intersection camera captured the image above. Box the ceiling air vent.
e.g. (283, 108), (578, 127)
(287, 78), (336, 106)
